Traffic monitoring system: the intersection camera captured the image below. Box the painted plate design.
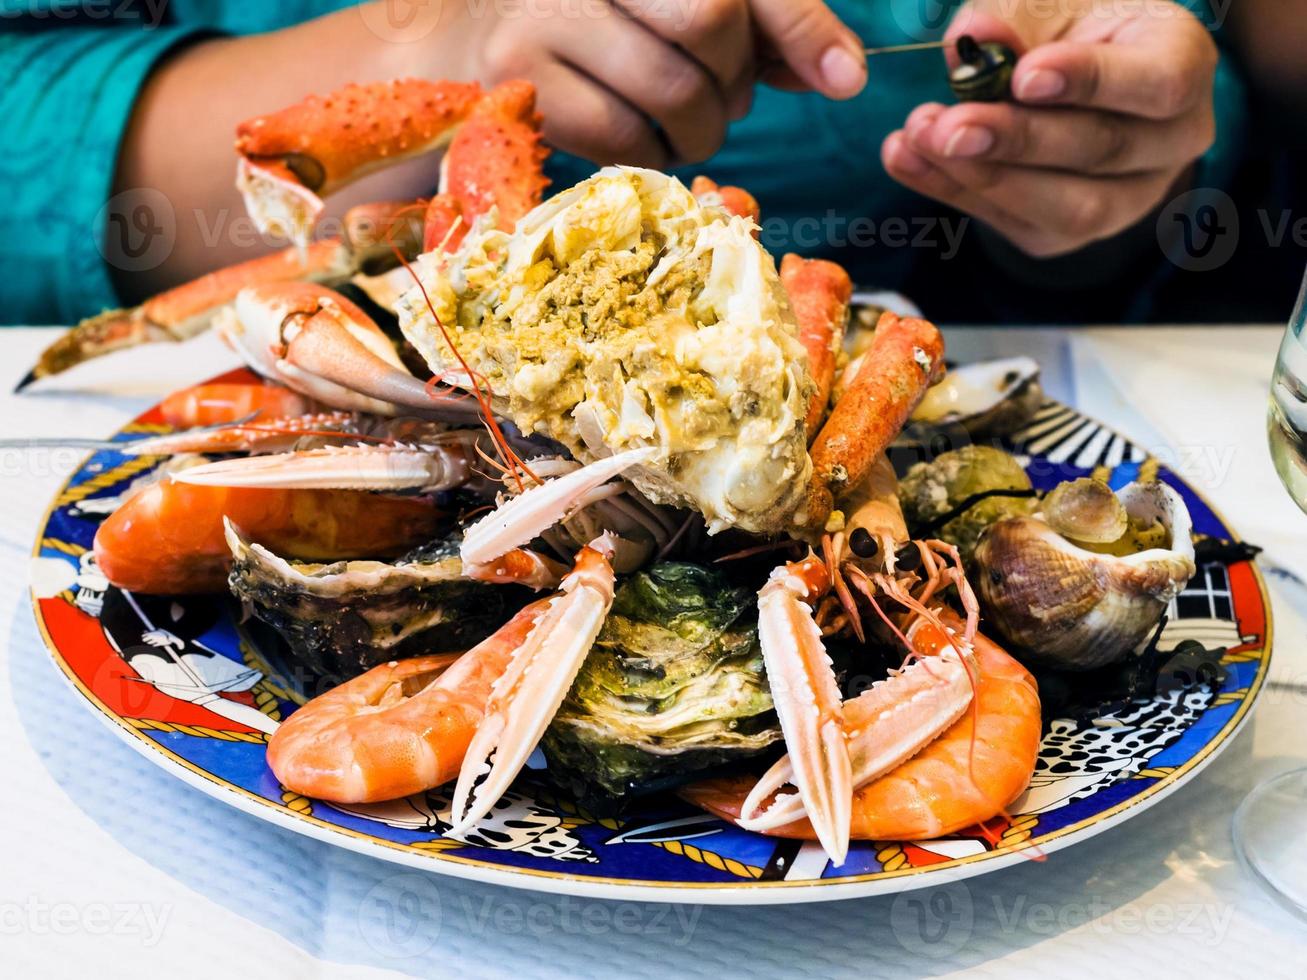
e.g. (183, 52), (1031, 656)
(28, 369), (1271, 904)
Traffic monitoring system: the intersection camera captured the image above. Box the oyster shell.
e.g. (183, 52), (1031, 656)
(975, 481), (1196, 671)
(226, 523), (526, 685)
(542, 561), (781, 810)
(897, 445), (1038, 563)
(908, 355), (1043, 441)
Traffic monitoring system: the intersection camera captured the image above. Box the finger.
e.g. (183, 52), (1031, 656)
(750, 0), (867, 99)
(611, 0), (754, 111)
(529, 59), (668, 168)
(550, 16), (727, 163)
(881, 130), (1036, 246)
(920, 101), (1215, 175)
(1011, 31), (1218, 119)
(903, 139), (1177, 253)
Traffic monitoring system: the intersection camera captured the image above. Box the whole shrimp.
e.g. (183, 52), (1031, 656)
(268, 538), (618, 805)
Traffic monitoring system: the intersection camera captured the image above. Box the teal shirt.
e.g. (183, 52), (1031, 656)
(0, 0), (1243, 324)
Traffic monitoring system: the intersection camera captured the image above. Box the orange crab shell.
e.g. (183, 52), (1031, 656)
(236, 78), (486, 194)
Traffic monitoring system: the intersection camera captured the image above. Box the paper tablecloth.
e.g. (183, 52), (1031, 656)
(3, 325), (1306, 979)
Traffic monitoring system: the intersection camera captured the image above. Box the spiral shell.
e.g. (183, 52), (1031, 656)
(975, 482), (1196, 670)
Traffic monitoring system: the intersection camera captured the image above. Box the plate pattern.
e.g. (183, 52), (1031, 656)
(28, 377), (1271, 898)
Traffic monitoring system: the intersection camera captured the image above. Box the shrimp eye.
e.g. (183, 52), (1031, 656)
(849, 527), (879, 559)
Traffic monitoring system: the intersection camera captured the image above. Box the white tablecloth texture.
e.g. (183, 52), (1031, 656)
(2, 325), (1306, 979)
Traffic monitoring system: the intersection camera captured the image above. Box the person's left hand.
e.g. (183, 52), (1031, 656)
(881, 0), (1218, 258)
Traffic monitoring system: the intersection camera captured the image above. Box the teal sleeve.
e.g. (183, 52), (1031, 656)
(0, 24), (205, 325)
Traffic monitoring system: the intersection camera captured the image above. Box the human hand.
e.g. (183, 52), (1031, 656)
(881, 0), (1218, 257)
(455, 0), (867, 167)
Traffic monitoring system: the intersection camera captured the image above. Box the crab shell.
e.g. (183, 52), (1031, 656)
(974, 481), (1196, 671)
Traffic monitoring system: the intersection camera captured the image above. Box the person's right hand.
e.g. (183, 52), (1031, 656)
(452, 0), (866, 168)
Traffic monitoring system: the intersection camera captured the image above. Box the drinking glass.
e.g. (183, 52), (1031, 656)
(1233, 264), (1307, 919)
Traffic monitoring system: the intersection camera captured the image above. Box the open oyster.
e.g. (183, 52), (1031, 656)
(226, 523), (525, 685)
(542, 562), (781, 808)
(908, 356), (1043, 441)
(397, 166), (812, 535)
(975, 481), (1196, 671)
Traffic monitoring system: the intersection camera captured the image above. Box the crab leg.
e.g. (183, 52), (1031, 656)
(750, 556), (853, 865)
(801, 312), (945, 534)
(448, 536), (617, 835)
(425, 80), (550, 252)
(282, 296), (476, 418)
(690, 175), (761, 227)
(236, 79), (485, 245)
(19, 240), (351, 390)
(780, 254), (853, 442)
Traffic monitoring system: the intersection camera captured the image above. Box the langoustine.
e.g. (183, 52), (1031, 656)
(681, 615), (1042, 842)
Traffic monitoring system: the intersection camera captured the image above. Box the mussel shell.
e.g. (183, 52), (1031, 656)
(975, 482), (1196, 671)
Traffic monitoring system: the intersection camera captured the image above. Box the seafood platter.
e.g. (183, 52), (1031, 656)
(25, 80), (1270, 901)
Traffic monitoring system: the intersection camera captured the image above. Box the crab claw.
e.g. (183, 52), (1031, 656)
(220, 283), (476, 420)
(459, 447), (657, 566)
(447, 536), (617, 835)
(173, 443), (473, 493)
(743, 556), (852, 865)
(738, 627), (976, 835)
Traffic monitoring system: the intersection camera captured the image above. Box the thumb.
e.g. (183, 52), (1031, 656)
(751, 0), (868, 99)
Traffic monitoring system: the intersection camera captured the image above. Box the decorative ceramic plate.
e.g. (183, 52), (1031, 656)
(28, 363), (1271, 904)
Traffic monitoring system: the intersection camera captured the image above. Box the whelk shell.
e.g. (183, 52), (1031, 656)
(975, 481), (1196, 671)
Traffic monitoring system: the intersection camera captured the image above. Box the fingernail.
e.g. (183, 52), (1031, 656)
(943, 126), (994, 158)
(887, 134), (929, 176)
(1017, 69), (1067, 102)
(820, 45), (867, 98)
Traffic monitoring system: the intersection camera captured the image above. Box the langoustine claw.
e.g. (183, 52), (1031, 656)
(751, 556), (853, 864)
(448, 536), (619, 835)
(683, 615), (1041, 843)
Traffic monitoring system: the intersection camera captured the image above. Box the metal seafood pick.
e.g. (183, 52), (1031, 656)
(865, 34), (1018, 102)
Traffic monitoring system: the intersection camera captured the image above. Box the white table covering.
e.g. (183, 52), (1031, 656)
(2, 325), (1306, 978)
